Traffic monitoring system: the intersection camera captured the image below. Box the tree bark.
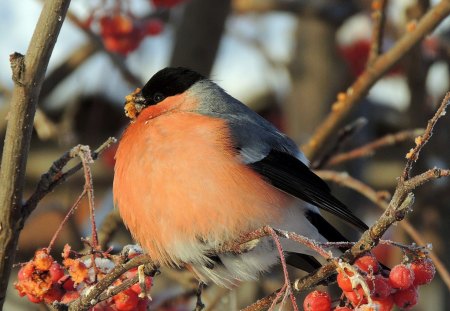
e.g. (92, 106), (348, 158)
(0, 0), (71, 308)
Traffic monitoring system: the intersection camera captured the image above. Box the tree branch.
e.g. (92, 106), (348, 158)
(367, 0), (389, 67)
(0, 0), (71, 307)
(324, 128), (423, 167)
(302, 0), (450, 160)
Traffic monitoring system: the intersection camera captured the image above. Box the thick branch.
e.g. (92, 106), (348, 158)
(0, 0), (71, 307)
(302, 0), (450, 160)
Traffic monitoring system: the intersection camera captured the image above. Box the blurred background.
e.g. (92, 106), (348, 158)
(1, 0), (450, 309)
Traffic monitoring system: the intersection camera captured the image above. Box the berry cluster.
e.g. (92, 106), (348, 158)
(15, 246), (152, 310)
(99, 14), (163, 55)
(303, 253), (435, 311)
(81, 0), (186, 55)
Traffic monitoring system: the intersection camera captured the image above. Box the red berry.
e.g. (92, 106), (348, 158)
(369, 275), (392, 298)
(411, 258), (435, 285)
(136, 298), (150, 311)
(26, 293), (43, 303)
(337, 269), (354, 292)
(372, 296), (394, 311)
(43, 285), (64, 304)
(334, 307), (353, 311)
(91, 302), (116, 310)
(99, 15), (145, 55)
(123, 268), (137, 279)
(61, 291), (80, 304)
(393, 286), (418, 309)
(303, 290), (332, 311)
(49, 262), (65, 283)
(61, 277), (75, 291)
(114, 289), (139, 311)
(344, 286), (368, 306)
(18, 263), (34, 281)
(354, 255), (380, 274)
(389, 265), (414, 289)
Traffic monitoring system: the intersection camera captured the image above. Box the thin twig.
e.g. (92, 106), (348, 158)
(47, 189), (87, 252)
(402, 92), (450, 180)
(302, 0), (450, 160)
(325, 128), (424, 167)
(367, 0), (389, 67)
(23, 137), (116, 218)
(267, 227), (298, 311)
(222, 226), (331, 260)
(70, 145), (98, 249)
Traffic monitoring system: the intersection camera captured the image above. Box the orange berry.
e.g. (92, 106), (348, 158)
(18, 262), (34, 281)
(33, 249), (53, 271)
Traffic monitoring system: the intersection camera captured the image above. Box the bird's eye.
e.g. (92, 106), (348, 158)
(153, 93), (165, 103)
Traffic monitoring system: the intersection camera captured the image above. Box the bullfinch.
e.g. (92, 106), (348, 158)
(113, 67), (368, 287)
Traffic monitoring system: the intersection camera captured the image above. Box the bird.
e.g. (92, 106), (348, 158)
(113, 67), (368, 287)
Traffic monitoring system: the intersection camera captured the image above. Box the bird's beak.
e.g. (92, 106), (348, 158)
(124, 88), (146, 120)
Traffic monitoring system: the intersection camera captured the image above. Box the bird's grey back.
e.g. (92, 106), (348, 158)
(190, 80), (308, 165)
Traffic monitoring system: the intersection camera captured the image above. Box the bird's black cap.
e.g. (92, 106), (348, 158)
(141, 67), (205, 106)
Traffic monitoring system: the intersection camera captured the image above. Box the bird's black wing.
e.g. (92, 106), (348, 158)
(249, 149), (368, 231)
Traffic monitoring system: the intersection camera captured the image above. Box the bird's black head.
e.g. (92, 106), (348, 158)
(140, 67), (206, 106)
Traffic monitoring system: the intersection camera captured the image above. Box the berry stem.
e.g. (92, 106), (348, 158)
(47, 189), (87, 252)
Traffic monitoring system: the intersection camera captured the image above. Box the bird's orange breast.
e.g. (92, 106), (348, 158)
(113, 94), (289, 265)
